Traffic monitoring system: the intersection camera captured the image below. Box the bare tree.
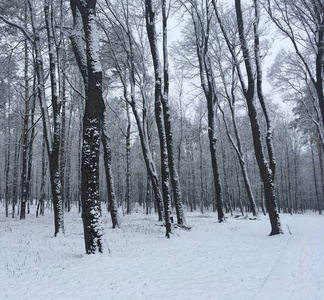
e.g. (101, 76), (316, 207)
(213, 0), (281, 234)
(145, 0), (172, 236)
(180, 0), (225, 222)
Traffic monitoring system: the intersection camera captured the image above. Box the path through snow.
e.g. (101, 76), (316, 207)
(255, 214), (324, 299)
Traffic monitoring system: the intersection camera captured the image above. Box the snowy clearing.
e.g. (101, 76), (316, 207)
(0, 206), (323, 300)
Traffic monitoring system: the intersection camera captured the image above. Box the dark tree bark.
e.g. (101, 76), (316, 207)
(60, 75), (67, 211)
(189, 1), (225, 222)
(26, 80), (37, 210)
(161, 0), (186, 225)
(125, 101), (131, 215)
(145, 0), (172, 237)
(43, 0), (64, 235)
(311, 141), (322, 214)
(234, 0), (282, 235)
(37, 137), (47, 218)
(12, 139), (20, 219)
(20, 3), (30, 220)
(70, 0), (105, 253)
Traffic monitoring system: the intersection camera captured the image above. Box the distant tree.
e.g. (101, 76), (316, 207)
(179, 0), (225, 222)
(98, 0), (165, 221)
(0, 0), (65, 234)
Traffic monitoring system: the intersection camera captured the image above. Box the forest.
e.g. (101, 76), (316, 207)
(0, 0), (323, 255)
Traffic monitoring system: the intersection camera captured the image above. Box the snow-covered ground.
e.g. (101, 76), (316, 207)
(0, 205), (323, 300)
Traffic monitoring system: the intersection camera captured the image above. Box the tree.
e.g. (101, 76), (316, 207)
(145, 0), (173, 236)
(215, 0), (281, 234)
(180, 0), (225, 222)
(70, 0), (105, 253)
(0, 0), (65, 235)
(99, 0), (164, 221)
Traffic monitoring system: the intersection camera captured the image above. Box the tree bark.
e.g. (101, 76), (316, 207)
(190, 2), (225, 221)
(102, 116), (120, 228)
(145, 0), (172, 237)
(20, 2), (30, 220)
(70, 0), (105, 253)
(234, 0), (282, 235)
(161, 0), (186, 225)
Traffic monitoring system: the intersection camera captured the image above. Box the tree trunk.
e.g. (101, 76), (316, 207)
(190, 3), (225, 222)
(60, 75), (67, 211)
(131, 101), (164, 221)
(161, 0), (185, 225)
(37, 137), (47, 217)
(70, 0), (105, 253)
(125, 101), (131, 214)
(12, 139), (20, 219)
(20, 3), (30, 220)
(145, 0), (172, 237)
(234, 0), (282, 235)
(43, 0), (64, 236)
(102, 116), (119, 228)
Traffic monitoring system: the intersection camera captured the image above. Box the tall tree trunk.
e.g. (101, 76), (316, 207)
(70, 0), (105, 253)
(125, 101), (131, 214)
(234, 0), (281, 235)
(191, 2), (225, 222)
(311, 143), (322, 214)
(26, 78), (37, 209)
(12, 139), (20, 219)
(145, 0), (172, 237)
(20, 4), (30, 219)
(37, 137), (47, 217)
(161, 0), (185, 225)
(60, 75), (67, 211)
(316, 135), (324, 213)
(4, 87), (11, 218)
(43, 0), (64, 235)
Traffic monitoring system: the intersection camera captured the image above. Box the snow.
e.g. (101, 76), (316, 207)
(88, 11), (102, 74)
(0, 206), (323, 300)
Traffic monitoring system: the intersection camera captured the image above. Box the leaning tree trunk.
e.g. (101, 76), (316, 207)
(207, 92), (224, 221)
(131, 100), (164, 221)
(161, 0), (185, 225)
(102, 116), (119, 228)
(190, 5), (225, 222)
(145, 0), (172, 237)
(235, 0), (281, 235)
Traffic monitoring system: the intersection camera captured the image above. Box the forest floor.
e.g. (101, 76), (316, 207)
(0, 204), (323, 300)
